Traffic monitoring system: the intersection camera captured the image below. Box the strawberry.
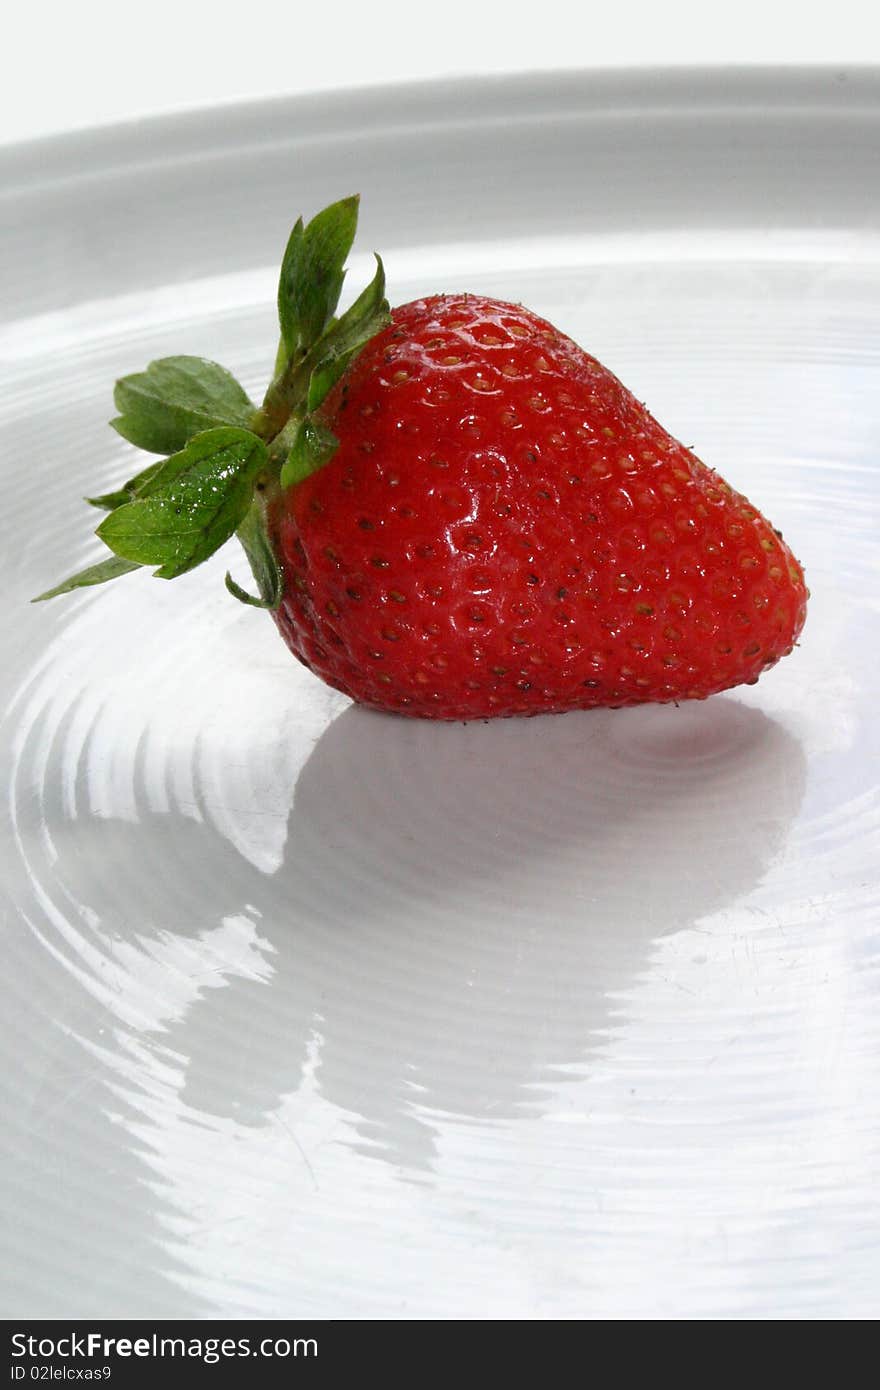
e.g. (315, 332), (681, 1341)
(36, 197), (807, 721)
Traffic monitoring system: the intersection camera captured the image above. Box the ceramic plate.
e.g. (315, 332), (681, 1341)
(2, 69), (878, 1320)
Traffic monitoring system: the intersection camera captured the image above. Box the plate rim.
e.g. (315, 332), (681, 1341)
(2, 64), (879, 191)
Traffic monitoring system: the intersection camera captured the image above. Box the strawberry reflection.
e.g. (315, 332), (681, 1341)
(175, 698), (806, 1171)
(8, 695), (805, 1314)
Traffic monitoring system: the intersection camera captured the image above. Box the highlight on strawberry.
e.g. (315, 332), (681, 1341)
(35, 196), (808, 720)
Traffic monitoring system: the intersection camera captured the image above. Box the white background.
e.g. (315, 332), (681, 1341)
(4, 0), (880, 146)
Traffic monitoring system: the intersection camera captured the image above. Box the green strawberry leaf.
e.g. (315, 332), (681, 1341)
(32, 554), (143, 602)
(306, 255), (389, 412)
(225, 573), (267, 607)
(227, 499), (283, 609)
(112, 356), (256, 455)
(97, 427), (267, 579)
(86, 459), (164, 511)
(33, 195), (394, 610)
(272, 334), (290, 380)
(277, 196), (359, 358)
(280, 418), (339, 491)
(306, 348), (358, 415)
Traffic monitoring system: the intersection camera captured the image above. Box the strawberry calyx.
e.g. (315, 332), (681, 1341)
(33, 196), (390, 608)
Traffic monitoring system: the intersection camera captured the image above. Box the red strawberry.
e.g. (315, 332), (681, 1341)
(269, 293), (807, 719)
(36, 197), (807, 722)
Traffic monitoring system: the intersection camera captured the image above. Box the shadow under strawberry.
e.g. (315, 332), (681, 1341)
(7, 696), (805, 1314)
(174, 697), (806, 1175)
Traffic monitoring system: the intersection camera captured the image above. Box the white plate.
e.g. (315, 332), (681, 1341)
(2, 70), (879, 1320)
